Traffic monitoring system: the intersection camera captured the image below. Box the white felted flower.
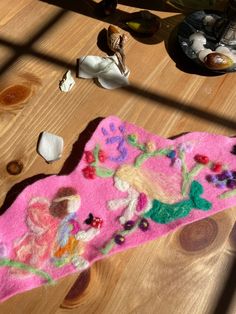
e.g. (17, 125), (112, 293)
(76, 227), (100, 242)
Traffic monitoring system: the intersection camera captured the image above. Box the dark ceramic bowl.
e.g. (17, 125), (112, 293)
(178, 10), (236, 73)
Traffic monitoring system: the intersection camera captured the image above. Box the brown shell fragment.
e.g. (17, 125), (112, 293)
(107, 25), (122, 52)
(107, 25), (127, 74)
(203, 52), (234, 70)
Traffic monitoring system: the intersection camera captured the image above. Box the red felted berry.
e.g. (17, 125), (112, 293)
(84, 151), (95, 163)
(82, 166), (96, 179)
(211, 163), (222, 173)
(98, 150), (106, 163)
(194, 154), (209, 165)
(91, 217), (103, 228)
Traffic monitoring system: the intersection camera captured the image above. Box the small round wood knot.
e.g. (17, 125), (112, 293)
(6, 160), (23, 175)
(179, 218), (218, 252)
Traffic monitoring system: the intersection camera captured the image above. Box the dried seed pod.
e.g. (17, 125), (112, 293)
(107, 25), (127, 74)
(203, 52), (234, 70)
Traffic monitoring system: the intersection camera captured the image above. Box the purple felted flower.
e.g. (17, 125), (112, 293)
(178, 142), (193, 153)
(173, 158), (182, 169)
(0, 243), (7, 258)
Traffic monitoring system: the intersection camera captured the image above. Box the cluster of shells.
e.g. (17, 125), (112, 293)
(189, 14), (236, 71)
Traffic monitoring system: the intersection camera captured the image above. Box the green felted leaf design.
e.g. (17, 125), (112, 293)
(219, 188), (236, 199)
(135, 153), (152, 167)
(144, 181), (212, 224)
(127, 134), (138, 145)
(0, 258), (54, 284)
(134, 148), (173, 167)
(144, 199), (193, 224)
(93, 144), (100, 164)
(96, 167), (114, 178)
(189, 180), (204, 197)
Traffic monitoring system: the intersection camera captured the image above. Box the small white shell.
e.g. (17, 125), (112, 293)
(203, 15), (216, 27)
(59, 70), (75, 92)
(37, 131), (64, 163)
(198, 49), (212, 62)
(189, 32), (206, 53)
(78, 55), (129, 89)
(216, 46), (231, 54)
(216, 46), (236, 62)
(189, 32), (206, 44)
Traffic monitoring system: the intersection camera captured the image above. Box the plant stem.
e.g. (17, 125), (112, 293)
(0, 258), (54, 284)
(180, 150), (205, 196)
(219, 188), (236, 199)
(100, 219), (141, 255)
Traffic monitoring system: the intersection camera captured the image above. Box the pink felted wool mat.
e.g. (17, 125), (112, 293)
(1, 115), (236, 302)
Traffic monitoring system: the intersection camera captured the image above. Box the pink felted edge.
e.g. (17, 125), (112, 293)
(0, 115), (235, 302)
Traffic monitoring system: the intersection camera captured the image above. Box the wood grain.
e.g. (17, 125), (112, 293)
(0, 1), (235, 313)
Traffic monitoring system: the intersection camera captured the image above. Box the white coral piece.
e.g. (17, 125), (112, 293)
(59, 70), (75, 92)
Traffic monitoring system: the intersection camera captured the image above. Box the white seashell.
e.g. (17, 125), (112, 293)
(59, 70), (75, 92)
(189, 32), (206, 54)
(216, 46), (236, 63)
(198, 49), (212, 62)
(78, 55), (129, 89)
(37, 131), (64, 163)
(216, 46), (231, 54)
(203, 15), (216, 27)
(189, 32), (206, 44)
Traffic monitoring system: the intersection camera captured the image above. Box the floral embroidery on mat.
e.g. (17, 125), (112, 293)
(82, 145), (114, 179)
(2, 187), (102, 280)
(98, 134), (214, 254)
(1, 117), (236, 303)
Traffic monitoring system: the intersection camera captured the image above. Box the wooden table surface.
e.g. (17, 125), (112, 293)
(0, 1), (235, 313)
